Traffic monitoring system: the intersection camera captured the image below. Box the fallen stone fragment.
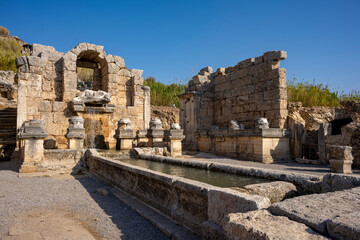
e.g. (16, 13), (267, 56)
(223, 210), (328, 240)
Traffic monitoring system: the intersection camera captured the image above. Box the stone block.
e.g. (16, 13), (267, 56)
(330, 145), (353, 160)
(223, 210), (327, 240)
(327, 211), (360, 240)
(329, 159), (353, 174)
(208, 187), (271, 225)
(39, 101), (52, 112)
(269, 187), (360, 235)
(242, 181), (297, 203)
(52, 101), (66, 112)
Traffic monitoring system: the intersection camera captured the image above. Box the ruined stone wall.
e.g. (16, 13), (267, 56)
(179, 51), (288, 150)
(16, 43), (150, 149)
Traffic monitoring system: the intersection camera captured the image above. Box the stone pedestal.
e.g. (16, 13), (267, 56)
(329, 145), (353, 174)
(66, 116), (86, 150)
(114, 118), (134, 150)
(136, 130), (149, 147)
(18, 120), (48, 173)
(165, 124), (185, 157)
(147, 118), (164, 147)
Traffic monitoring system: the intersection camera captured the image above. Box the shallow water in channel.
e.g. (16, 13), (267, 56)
(117, 158), (271, 188)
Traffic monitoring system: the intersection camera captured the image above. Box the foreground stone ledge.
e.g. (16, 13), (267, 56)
(269, 187), (360, 235)
(326, 211), (360, 240)
(223, 210), (328, 240)
(85, 150), (270, 237)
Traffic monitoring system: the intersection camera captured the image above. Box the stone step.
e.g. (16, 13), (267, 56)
(0, 123), (17, 128)
(0, 118), (16, 123)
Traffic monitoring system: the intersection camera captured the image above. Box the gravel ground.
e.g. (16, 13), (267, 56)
(0, 162), (169, 240)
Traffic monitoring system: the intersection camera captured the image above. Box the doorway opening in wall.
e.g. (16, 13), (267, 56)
(331, 118), (352, 135)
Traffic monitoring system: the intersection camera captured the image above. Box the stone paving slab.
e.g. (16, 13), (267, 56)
(327, 211), (360, 240)
(269, 187), (360, 236)
(223, 210), (328, 240)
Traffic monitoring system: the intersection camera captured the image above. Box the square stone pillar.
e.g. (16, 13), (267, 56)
(147, 118), (164, 147)
(329, 145), (353, 174)
(165, 123), (185, 157)
(66, 116), (86, 150)
(18, 120), (48, 173)
(318, 123), (332, 164)
(136, 130), (149, 147)
(114, 118), (134, 150)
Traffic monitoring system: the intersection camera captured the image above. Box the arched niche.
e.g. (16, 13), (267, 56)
(62, 43), (111, 102)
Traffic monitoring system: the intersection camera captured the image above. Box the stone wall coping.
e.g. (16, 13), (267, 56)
(196, 128), (291, 138)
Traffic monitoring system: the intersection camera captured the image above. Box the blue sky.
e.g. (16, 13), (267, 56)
(1, 0), (359, 92)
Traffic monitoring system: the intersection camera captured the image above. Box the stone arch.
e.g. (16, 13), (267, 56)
(62, 43), (123, 102)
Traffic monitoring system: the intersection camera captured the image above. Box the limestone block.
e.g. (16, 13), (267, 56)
(69, 138), (84, 150)
(269, 187), (360, 235)
(327, 211), (360, 240)
(242, 181), (297, 203)
(330, 145), (353, 160)
(108, 62), (120, 74)
(223, 210), (327, 240)
(329, 159), (353, 174)
(27, 56), (44, 67)
(120, 138), (133, 150)
(42, 80), (52, 92)
(208, 188), (271, 225)
(52, 101), (66, 112)
(39, 101), (52, 112)
(62, 51), (77, 62)
(263, 50), (287, 61)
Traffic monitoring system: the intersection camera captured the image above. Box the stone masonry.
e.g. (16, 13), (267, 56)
(15, 43), (150, 151)
(179, 51), (290, 163)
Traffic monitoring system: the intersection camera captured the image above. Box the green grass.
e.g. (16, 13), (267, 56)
(287, 78), (360, 107)
(143, 77), (187, 107)
(0, 37), (23, 72)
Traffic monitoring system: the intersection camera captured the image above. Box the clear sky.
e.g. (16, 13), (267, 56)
(1, 0), (359, 92)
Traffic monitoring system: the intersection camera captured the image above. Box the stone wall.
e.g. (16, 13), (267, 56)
(179, 51), (289, 157)
(15, 43), (150, 149)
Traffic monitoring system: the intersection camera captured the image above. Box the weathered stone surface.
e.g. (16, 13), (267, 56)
(242, 181), (297, 203)
(73, 90), (111, 104)
(320, 173), (360, 192)
(269, 187), (360, 234)
(329, 145), (353, 160)
(223, 210), (327, 240)
(208, 188), (271, 225)
(327, 211), (360, 240)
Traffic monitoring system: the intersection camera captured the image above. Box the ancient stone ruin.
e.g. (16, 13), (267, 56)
(0, 41), (359, 239)
(179, 51), (290, 163)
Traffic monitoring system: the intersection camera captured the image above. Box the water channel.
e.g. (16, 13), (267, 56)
(117, 158), (271, 188)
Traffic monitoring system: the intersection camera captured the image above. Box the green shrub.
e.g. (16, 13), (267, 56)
(287, 78), (360, 107)
(143, 77), (187, 107)
(0, 37), (23, 72)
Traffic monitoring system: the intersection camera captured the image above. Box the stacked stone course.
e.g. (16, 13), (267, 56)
(179, 51), (290, 163)
(16, 43), (150, 151)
